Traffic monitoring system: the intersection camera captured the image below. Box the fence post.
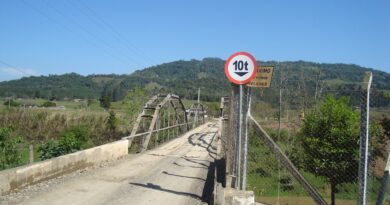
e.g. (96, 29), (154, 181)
(358, 71), (373, 205)
(29, 144), (34, 164)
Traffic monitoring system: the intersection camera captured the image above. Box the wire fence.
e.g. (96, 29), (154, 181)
(221, 65), (390, 205)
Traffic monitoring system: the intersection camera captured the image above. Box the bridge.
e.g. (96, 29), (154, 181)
(0, 92), (325, 205)
(0, 93), (220, 205)
(0, 72), (380, 205)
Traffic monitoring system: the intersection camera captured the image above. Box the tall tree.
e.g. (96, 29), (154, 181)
(99, 95), (111, 110)
(299, 95), (359, 205)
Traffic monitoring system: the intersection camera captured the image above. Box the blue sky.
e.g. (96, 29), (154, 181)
(0, 0), (389, 81)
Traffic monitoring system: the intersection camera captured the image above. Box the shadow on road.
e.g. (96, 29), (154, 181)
(162, 171), (205, 181)
(173, 161), (207, 169)
(181, 157), (209, 168)
(187, 132), (218, 158)
(129, 161), (216, 204)
(129, 182), (201, 199)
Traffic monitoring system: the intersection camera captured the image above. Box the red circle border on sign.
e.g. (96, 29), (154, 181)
(224, 51), (258, 85)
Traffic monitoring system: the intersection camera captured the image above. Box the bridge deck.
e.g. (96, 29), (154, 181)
(1, 122), (219, 205)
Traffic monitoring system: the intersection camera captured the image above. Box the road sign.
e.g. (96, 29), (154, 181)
(247, 66), (274, 87)
(224, 52), (257, 85)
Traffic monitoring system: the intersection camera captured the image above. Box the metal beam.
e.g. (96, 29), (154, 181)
(141, 94), (172, 152)
(127, 95), (159, 147)
(248, 114), (328, 205)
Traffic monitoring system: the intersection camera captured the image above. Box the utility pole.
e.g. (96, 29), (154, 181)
(314, 71), (321, 103)
(197, 88), (200, 104)
(194, 88), (200, 127)
(277, 65), (283, 205)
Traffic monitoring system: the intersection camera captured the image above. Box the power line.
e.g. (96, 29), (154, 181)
(64, 0), (144, 67)
(73, 0), (157, 64)
(41, 0), (137, 68)
(67, 0), (158, 66)
(20, 0), (136, 69)
(0, 59), (34, 76)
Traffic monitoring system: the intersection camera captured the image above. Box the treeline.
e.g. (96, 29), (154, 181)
(0, 59), (389, 105)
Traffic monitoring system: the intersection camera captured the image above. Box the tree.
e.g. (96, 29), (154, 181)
(107, 111), (117, 132)
(299, 95), (359, 205)
(122, 87), (149, 122)
(99, 95), (111, 110)
(380, 116), (390, 137)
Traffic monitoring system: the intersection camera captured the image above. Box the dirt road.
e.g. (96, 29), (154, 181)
(1, 122), (219, 205)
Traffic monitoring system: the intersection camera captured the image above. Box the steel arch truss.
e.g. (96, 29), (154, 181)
(129, 93), (189, 152)
(187, 102), (205, 128)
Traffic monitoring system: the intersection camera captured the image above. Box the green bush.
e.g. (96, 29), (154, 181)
(0, 127), (23, 170)
(41, 101), (57, 107)
(38, 140), (60, 160)
(38, 126), (90, 160)
(3, 99), (20, 107)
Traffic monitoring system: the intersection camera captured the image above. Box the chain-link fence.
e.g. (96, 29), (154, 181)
(237, 64), (390, 205)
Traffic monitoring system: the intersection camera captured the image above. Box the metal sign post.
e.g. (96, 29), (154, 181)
(237, 84), (243, 188)
(225, 51), (257, 190)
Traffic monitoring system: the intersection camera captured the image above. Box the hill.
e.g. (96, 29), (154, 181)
(0, 58), (389, 106)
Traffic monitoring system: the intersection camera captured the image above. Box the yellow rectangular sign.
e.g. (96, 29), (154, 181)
(247, 66), (274, 87)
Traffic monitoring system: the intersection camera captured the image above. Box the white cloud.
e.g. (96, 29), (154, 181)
(0, 67), (39, 76)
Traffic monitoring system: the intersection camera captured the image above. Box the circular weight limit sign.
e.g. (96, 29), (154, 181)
(225, 52), (257, 84)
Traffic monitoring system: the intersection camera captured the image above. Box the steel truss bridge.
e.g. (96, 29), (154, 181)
(123, 93), (206, 152)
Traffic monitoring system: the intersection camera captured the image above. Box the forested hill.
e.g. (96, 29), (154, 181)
(0, 58), (389, 105)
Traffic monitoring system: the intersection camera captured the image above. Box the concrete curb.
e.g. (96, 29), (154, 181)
(0, 139), (128, 196)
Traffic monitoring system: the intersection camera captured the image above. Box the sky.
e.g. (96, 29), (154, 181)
(0, 0), (389, 81)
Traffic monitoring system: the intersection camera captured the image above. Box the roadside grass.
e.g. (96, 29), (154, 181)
(19, 144), (41, 164)
(257, 196), (356, 205)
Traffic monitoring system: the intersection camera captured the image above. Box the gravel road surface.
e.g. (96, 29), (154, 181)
(1, 122), (219, 205)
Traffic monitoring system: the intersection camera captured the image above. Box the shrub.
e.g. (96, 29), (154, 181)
(38, 126), (90, 160)
(41, 101), (57, 107)
(38, 140), (60, 160)
(3, 99), (20, 107)
(0, 127), (23, 169)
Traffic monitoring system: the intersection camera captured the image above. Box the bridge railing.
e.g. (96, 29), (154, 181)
(123, 93), (207, 153)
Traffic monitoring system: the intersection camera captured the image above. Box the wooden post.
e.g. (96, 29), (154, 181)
(29, 144), (34, 164)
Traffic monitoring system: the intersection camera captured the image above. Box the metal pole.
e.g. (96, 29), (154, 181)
(358, 71), (373, 205)
(277, 65), (283, 205)
(155, 115), (158, 148)
(168, 106), (170, 141)
(236, 84), (243, 189)
(242, 87), (250, 190)
(249, 115), (328, 205)
(163, 110), (166, 143)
